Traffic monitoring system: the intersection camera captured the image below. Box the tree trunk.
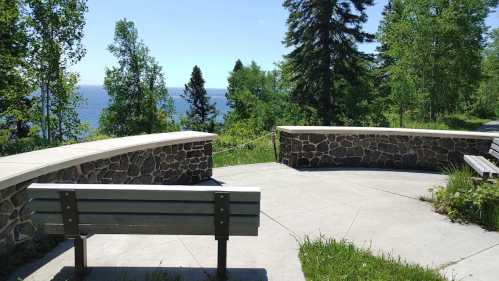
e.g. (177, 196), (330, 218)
(40, 81), (47, 140)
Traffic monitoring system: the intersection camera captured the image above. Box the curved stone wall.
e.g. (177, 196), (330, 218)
(278, 126), (499, 170)
(0, 131), (216, 255)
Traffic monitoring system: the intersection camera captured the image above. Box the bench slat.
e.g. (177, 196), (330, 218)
(494, 138), (499, 147)
(29, 200), (259, 216)
(464, 155), (491, 177)
(28, 184), (260, 202)
(32, 214), (259, 236)
(490, 148), (499, 163)
(39, 223), (258, 236)
(490, 143), (499, 161)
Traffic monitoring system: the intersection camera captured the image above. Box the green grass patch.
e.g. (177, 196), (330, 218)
(299, 237), (448, 281)
(213, 133), (276, 168)
(387, 113), (490, 131)
(432, 167), (499, 230)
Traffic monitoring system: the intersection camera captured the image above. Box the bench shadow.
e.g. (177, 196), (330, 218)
(49, 266), (268, 281)
(8, 238), (74, 281)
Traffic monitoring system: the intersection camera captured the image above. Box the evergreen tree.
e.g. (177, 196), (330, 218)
(0, 0), (33, 142)
(26, 0), (88, 142)
(100, 19), (176, 136)
(181, 65), (217, 132)
(233, 59), (243, 72)
(283, 0), (374, 125)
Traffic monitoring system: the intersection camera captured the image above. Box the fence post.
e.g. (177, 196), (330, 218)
(272, 128), (278, 162)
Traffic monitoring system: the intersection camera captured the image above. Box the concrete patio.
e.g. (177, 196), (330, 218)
(10, 163), (499, 281)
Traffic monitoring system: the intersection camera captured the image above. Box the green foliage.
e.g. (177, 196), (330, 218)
(387, 113), (490, 131)
(100, 19), (177, 136)
(433, 167), (499, 230)
(0, 0), (34, 142)
(213, 132), (275, 168)
(225, 60), (306, 136)
(283, 0), (375, 126)
(299, 237), (447, 281)
(472, 28), (499, 118)
(378, 0), (497, 125)
(26, 0), (89, 142)
(181, 65), (218, 132)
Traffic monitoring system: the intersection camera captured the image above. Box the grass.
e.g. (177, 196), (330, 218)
(387, 113), (490, 131)
(432, 167), (499, 230)
(299, 237), (449, 281)
(213, 133), (277, 168)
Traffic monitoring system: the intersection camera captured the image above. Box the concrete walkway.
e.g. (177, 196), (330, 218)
(10, 163), (499, 281)
(476, 120), (499, 133)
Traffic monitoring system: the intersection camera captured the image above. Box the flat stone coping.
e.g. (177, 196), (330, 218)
(277, 126), (499, 139)
(0, 131), (217, 190)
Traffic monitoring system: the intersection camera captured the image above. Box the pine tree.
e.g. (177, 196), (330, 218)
(283, 0), (374, 125)
(181, 65), (217, 132)
(233, 59), (243, 72)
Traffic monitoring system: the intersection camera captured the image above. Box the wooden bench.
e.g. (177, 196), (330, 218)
(464, 138), (499, 179)
(27, 183), (261, 280)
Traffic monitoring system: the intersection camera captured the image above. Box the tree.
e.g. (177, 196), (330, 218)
(100, 19), (176, 136)
(283, 0), (374, 125)
(224, 60), (305, 136)
(26, 0), (88, 142)
(378, 0), (497, 123)
(181, 66), (217, 132)
(0, 0), (33, 142)
(473, 28), (499, 117)
(233, 59), (243, 72)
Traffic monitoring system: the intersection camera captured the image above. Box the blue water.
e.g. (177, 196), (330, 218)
(77, 85), (228, 129)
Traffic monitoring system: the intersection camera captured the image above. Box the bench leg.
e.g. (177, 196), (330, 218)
(217, 238), (227, 280)
(74, 236), (88, 276)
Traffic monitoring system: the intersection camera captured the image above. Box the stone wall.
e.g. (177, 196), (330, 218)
(0, 133), (214, 256)
(278, 127), (498, 170)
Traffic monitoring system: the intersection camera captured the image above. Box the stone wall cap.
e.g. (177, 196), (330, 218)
(0, 131), (217, 190)
(277, 126), (499, 139)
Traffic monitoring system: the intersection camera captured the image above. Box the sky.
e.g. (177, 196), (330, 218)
(74, 0), (499, 89)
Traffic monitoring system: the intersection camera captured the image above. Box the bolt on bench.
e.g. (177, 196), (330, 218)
(27, 183), (261, 280)
(464, 138), (499, 179)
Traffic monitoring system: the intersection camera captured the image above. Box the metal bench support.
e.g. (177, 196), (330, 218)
(214, 192), (230, 281)
(60, 190), (88, 277)
(75, 236), (88, 276)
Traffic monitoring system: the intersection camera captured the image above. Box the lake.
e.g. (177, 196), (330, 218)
(78, 85), (228, 129)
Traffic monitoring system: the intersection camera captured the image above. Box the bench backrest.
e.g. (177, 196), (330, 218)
(490, 138), (499, 161)
(28, 183), (260, 236)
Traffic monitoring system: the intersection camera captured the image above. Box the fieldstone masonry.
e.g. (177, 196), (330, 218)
(0, 140), (213, 255)
(279, 129), (496, 170)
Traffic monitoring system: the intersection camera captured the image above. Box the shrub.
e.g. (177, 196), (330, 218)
(433, 167), (499, 230)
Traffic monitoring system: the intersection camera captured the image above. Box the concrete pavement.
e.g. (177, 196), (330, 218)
(476, 120), (499, 133)
(10, 163), (499, 281)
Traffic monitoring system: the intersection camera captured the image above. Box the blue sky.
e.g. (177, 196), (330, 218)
(74, 0), (499, 88)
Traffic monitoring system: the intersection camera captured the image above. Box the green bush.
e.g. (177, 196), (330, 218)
(433, 167), (499, 230)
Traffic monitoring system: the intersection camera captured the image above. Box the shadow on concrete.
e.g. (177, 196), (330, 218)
(49, 266), (268, 281)
(8, 239), (74, 281)
(295, 166), (443, 175)
(195, 178), (223, 186)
